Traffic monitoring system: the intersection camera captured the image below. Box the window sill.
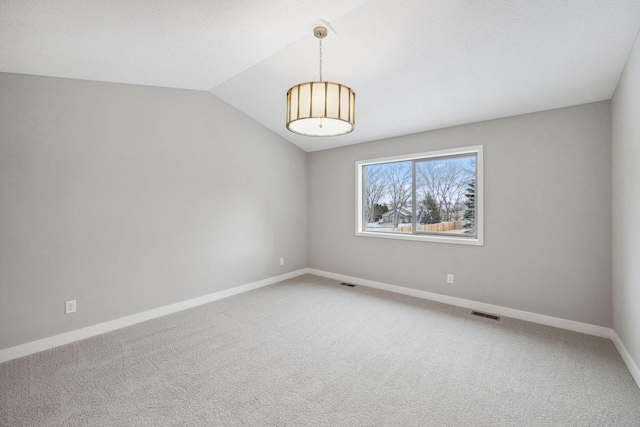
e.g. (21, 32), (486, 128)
(355, 230), (483, 246)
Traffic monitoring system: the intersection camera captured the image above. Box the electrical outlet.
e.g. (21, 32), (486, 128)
(447, 274), (454, 284)
(65, 300), (76, 314)
(280, 257), (285, 266)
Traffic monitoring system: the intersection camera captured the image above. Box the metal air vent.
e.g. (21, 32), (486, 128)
(471, 311), (500, 321)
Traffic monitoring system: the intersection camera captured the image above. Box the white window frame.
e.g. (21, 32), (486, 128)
(355, 145), (483, 246)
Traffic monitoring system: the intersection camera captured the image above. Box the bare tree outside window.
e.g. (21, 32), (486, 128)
(363, 165), (387, 222)
(383, 162), (412, 228)
(416, 155), (475, 225)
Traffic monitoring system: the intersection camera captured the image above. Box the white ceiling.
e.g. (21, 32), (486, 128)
(2, 1), (640, 152)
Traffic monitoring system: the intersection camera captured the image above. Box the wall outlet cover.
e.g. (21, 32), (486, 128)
(65, 300), (76, 314)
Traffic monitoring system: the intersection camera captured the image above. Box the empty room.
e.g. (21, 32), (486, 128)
(1, 1), (640, 425)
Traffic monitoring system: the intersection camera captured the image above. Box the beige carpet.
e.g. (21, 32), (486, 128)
(1, 274), (639, 426)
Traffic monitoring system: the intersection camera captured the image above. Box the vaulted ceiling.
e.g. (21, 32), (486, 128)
(2, 1), (640, 152)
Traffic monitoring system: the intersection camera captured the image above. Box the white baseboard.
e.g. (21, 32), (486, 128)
(307, 269), (612, 338)
(611, 331), (640, 388)
(308, 268), (640, 389)
(4, 267), (638, 391)
(0, 269), (307, 364)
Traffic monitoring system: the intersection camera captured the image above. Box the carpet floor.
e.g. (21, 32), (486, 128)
(1, 274), (639, 426)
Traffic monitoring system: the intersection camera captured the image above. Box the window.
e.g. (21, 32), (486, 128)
(355, 146), (483, 245)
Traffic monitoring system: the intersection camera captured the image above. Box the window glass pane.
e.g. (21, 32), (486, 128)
(357, 146), (481, 245)
(415, 154), (476, 236)
(363, 161), (412, 234)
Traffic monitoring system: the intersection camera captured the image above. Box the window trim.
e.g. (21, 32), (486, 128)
(355, 145), (483, 246)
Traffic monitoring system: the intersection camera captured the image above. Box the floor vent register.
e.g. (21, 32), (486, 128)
(471, 311), (500, 321)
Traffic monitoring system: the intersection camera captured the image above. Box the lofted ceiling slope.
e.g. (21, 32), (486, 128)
(2, 1), (640, 152)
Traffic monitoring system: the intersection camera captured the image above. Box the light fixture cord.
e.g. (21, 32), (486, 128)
(319, 38), (323, 82)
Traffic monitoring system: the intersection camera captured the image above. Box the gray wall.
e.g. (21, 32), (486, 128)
(612, 31), (640, 373)
(308, 102), (612, 327)
(0, 73), (307, 350)
(0, 70), (618, 352)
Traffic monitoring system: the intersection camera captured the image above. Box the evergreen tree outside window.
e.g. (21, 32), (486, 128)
(418, 194), (441, 224)
(463, 180), (476, 233)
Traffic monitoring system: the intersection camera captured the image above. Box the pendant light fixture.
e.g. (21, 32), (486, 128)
(286, 26), (355, 137)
